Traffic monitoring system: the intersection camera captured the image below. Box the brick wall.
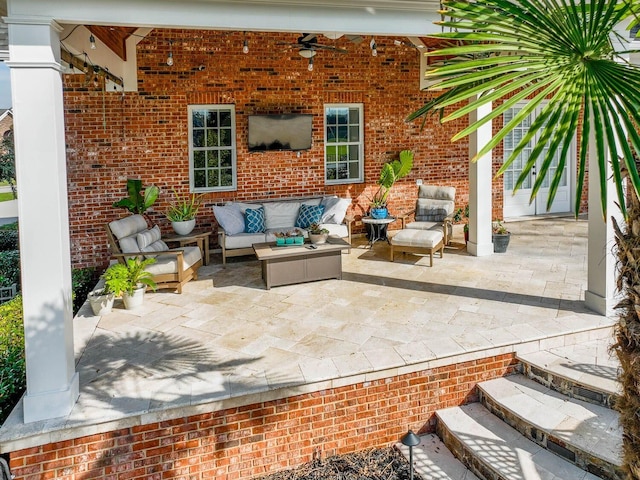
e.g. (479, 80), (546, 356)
(8, 353), (517, 479)
(63, 30), (498, 269)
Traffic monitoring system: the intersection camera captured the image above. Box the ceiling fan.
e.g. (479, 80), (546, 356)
(278, 33), (348, 58)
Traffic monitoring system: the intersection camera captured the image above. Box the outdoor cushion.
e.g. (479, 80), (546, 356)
(415, 198), (454, 222)
(213, 203), (245, 235)
(245, 207), (265, 233)
(236, 202), (262, 213)
(136, 225), (162, 249)
(295, 204), (325, 228)
(319, 223), (349, 238)
(391, 229), (443, 248)
(264, 201), (302, 229)
(118, 235), (140, 254)
(108, 214), (148, 240)
(224, 232), (266, 249)
(146, 246), (202, 276)
(405, 220), (443, 231)
(321, 196), (351, 224)
(419, 184), (455, 201)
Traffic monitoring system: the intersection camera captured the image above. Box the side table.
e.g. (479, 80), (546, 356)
(361, 216), (396, 248)
(163, 230), (212, 266)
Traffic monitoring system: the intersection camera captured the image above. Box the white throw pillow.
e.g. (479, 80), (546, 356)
(321, 197), (351, 224)
(137, 225), (162, 249)
(213, 203), (246, 235)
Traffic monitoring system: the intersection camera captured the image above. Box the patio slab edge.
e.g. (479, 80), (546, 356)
(0, 323), (615, 454)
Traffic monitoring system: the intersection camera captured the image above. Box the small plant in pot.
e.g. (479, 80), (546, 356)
(492, 220), (511, 253)
(103, 257), (157, 310)
(308, 222), (330, 245)
(87, 281), (116, 316)
(166, 189), (204, 235)
(453, 204), (470, 244)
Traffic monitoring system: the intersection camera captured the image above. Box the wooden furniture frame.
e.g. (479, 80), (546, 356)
(105, 224), (202, 294)
(163, 230), (212, 266)
(253, 238), (350, 289)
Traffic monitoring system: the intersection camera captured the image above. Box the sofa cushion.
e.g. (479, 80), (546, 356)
(415, 198), (454, 222)
(321, 196), (351, 224)
(236, 202), (262, 213)
(245, 207), (266, 233)
(319, 223), (349, 238)
(225, 232), (266, 249)
(264, 201), (302, 229)
(295, 204), (325, 228)
(419, 184), (455, 201)
(213, 203), (245, 235)
(146, 246), (202, 275)
(109, 214), (148, 240)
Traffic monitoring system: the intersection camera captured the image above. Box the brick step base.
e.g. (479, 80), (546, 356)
(479, 375), (622, 480)
(435, 403), (604, 480)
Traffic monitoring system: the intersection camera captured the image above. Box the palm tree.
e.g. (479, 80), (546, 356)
(407, 0), (640, 476)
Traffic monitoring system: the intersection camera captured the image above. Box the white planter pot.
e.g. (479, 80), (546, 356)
(88, 289), (115, 315)
(122, 286), (145, 310)
(309, 233), (329, 245)
(172, 219), (196, 235)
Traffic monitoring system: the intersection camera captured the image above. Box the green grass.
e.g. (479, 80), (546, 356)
(0, 192), (15, 202)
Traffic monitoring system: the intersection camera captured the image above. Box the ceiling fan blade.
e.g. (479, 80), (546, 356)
(313, 45), (348, 53)
(300, 33), (317, 43)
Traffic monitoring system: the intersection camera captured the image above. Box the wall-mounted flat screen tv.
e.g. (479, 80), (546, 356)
(248, 114), (313, 152)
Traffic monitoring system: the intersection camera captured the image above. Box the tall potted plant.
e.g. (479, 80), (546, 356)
(166, 189), (204, 235)
(103, 257), (157, 310)
(370, 149), (414, 219)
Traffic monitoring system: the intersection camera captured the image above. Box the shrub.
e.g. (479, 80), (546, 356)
(0, 250), (19, 288)
(0, 229), (18, 251)
(72, 267), (100, 315)
(0, 295), (25, 424)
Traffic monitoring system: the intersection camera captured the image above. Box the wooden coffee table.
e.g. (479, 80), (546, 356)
(253, 237), (351, 289)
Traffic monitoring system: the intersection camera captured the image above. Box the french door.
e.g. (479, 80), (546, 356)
(502, 104), (572, 217)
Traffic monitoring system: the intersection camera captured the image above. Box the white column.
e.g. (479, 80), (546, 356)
(6, 17), (79, 423)
(467, 100), (494, 256)
(584, 128), (622, 316)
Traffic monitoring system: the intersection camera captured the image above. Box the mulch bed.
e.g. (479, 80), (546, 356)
(255, 446), (422, 480)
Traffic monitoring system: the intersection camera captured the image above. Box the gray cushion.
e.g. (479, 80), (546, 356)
(137, 225), (162, 249)
(391, 229), (443, 248)
(319, 223), (349, 238)
(224, 232), (266, 249)
(264, 201), (302, 229)
(213, 204), (245, 235)
(320, 196), (351, 224)
(118, 235), (140, 254)
(418, 185), (456, 201)
(146, 246), (202, 276)
(415, 198), (454, 222)
(109, 215), (148, 240)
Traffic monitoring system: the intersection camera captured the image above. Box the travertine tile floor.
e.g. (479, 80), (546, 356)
(0, 216), (616, 449)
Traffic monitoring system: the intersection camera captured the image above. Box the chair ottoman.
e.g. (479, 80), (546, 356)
(390, 229), (444, 266)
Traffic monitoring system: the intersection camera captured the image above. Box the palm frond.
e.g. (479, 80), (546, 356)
(408, 0), (640, 218)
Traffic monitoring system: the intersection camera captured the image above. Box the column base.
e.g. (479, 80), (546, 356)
(23, 372), (79, 423)
(585, 290), (617, 317)
(467, 241), (494, 257)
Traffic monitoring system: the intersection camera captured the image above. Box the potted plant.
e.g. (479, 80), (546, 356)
(103, 257), (157, 309)
(308, 222), (330, 245)
(166, 189), (204, 235)
(113, 178), (160, 216)
(492, 220), (511, 253)
(87, 277), (115, 316)
(370, 149), (414, 219)
(454, 204), (470, 244)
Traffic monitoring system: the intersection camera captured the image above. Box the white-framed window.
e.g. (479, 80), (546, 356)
(324, 104), (364, 184)
(188, 105), (237, 192)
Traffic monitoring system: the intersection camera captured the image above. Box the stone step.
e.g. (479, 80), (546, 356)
(436, 403), (604, 480)
(478, 375), (623, 480)
(517, 340), (620, 408)
(396, 433), (480, 480)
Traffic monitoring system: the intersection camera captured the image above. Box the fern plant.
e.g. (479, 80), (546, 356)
(103, 258), (157, 296)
